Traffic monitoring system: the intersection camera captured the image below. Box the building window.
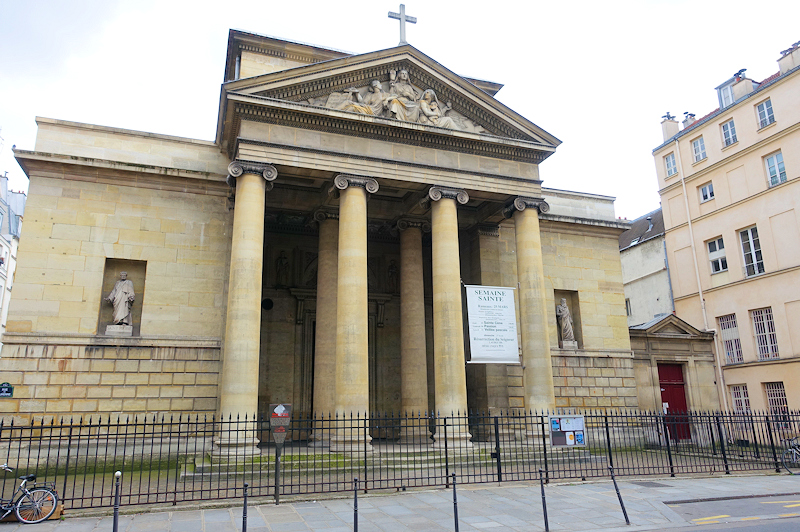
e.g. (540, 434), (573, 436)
(625, 298), (631, 317)
(730, 384), (750, 413)
(751, 307), (779, 360)
(699, 182), (715, 203)
(718, 314), (743, 364)
(764, 382), (789, 424)
(765, 151), (787, 187)
(719, 85), (734, 108)
(665, 153), (677, 177)
(721, 119), (737, 147)
(692, 137), (706, 162)
(707, 237), (727, 273)
(740, 226), (765, 277)
(757, 99), (775, 129)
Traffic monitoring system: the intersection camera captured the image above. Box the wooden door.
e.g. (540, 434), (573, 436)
(658, 363), (690, 440)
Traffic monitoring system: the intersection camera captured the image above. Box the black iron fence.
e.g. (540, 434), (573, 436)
(0, 409), (797, 510)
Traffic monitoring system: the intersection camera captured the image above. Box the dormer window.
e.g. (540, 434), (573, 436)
(718, 83), (734, 108)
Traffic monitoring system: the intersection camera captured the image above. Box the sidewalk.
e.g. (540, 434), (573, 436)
(4, 474), (800, 531)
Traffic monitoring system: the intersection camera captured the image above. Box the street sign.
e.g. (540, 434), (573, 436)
(0, 383), (13, 398)
(269, 403), (292, 446)
(548, 415), (586, 447)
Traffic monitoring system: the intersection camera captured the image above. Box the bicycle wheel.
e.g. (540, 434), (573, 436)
(14, 488), (57, 524)
(782, 448), (800, 475)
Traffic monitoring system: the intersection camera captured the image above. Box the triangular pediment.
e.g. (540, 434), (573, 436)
(631, 314), (709, 338)
(218, 45), (560, 155)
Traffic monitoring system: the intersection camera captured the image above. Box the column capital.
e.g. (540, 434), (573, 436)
(331, 174), (379, 194)
(503, 196), (550, 218)
(428, 186), (469, 204)
(313, 208), (340, 222)
(227, 160), (278, 189)
(396, 218), (432, 233)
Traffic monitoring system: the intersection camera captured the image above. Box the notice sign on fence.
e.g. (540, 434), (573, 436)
(269, 403), (292, 446)
(549, 415), (586, 447)
(465, 285), (519, 364)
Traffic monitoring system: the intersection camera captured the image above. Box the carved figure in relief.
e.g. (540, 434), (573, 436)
(385, 69), (420, 122)
(342, 80), (388, 116)
(275, 250), (290, 288)
(105, 272), (135, 325)
(418, 89), (460, 130)
(387, 260), (399, 293)
(556, 298), (575, 342)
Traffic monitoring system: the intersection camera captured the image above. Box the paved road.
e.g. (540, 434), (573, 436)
(1, 473), (799, 531)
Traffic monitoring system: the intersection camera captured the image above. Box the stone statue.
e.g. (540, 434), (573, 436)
(275, 250), (290, 288)
(418, 89), (460, 130)
(387, 260), (399, 293)
(556, 298), (575, 342)
(342, 80), (388, 116)
(385, 69), (420, 122)
(105, 272), (135, 325)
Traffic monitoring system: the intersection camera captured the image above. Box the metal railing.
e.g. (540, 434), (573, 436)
(0, 409), (797, 510)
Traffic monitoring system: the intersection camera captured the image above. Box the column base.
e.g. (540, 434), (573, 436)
(329, 431), (374, 453)
(210, 436), (262, 458)
(433, 419), (473, 449)
(399, 422), (432, 445)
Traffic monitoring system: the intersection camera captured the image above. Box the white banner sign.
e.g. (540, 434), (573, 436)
(465, 285), (520, 364)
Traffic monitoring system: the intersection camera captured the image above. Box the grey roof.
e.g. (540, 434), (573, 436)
(618, 208), (664, 251)
(629, 313), (671, 330)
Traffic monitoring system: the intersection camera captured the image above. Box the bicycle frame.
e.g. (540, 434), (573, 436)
(0, 481), (29, 520)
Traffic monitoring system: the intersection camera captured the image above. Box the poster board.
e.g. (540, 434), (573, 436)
(465, 285), (520, 364)
(548, 415), (587, 447)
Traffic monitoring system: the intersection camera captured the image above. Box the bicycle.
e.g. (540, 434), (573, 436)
(0, 464), (58, 524)
(781, 437), (800, 475)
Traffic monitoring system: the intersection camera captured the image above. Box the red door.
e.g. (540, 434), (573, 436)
(658, 364), (690, 440)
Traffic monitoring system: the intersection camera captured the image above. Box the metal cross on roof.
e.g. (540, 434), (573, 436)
(388, 4), (417, 46)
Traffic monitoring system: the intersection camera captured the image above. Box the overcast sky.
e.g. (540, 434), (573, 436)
(1, 0), (798, 219)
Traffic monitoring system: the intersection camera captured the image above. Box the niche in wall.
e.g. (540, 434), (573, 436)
(553, 289), (582, 348)
(98, 259), (147, 336)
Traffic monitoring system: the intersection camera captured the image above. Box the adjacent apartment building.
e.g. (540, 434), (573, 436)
(653, 41), (800, 414)
(0, 172), (26, 344)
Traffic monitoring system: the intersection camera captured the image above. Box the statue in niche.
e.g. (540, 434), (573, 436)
(105, 272), (135, 325)
(275, 250), (290, 288)
(385, 69), (420, 122)
(556, 298), (575, 342)
(418, 89), (460, 130)
(387, 260), (399, 293)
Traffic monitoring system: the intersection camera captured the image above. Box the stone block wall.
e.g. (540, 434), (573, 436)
(551, 349), (638, 409)
(0, 341), (220, 424)
(6, 170), (231, 337)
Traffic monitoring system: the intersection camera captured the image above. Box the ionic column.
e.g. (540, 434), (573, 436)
(428, 186), (472, 447)
(216, 161), (277, 456)
(398, 219), (432, 444)
(310, 210), (339, 446)
(330, 174), (379, 452)
(505, 197), (555, 413)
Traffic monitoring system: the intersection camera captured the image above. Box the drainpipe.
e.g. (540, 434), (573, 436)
(674, 139), (729, 411)
(663, 239), (675, 313)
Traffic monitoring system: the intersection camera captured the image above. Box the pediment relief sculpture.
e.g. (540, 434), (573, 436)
(307, 69), (486, 134)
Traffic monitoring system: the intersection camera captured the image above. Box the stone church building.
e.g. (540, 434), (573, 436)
(3, 30), (634, 433)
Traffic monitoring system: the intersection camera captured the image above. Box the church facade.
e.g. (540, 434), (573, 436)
(3, 31), (633, 433)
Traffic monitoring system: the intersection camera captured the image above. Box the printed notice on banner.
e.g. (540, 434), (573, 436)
(465, 285), (520, 364)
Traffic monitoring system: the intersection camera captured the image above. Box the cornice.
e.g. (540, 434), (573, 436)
(13, 150), (229, 197)
(229, 98), (552, 163)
